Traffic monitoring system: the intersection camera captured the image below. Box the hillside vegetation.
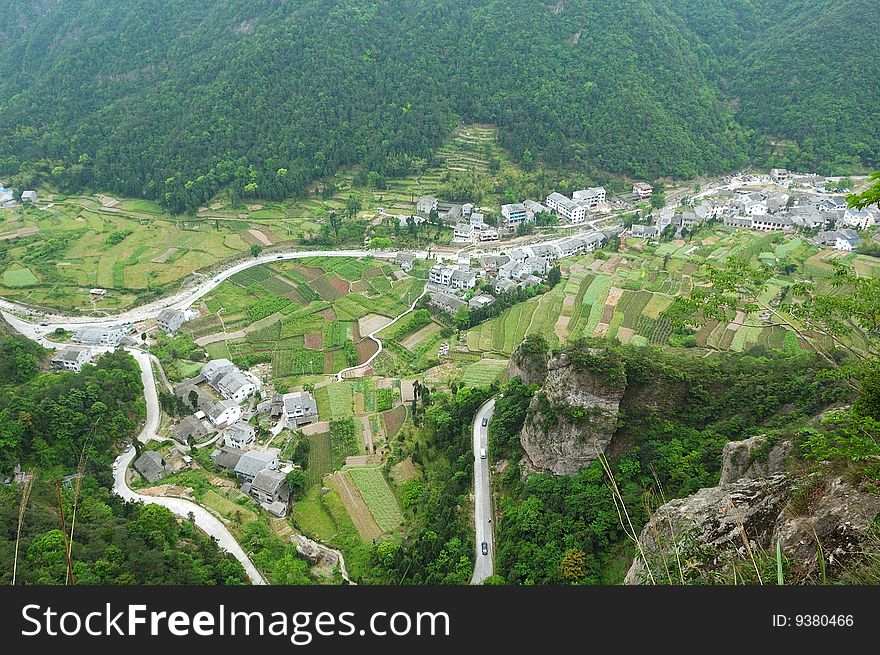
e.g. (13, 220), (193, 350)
(3, 1), (874, 212)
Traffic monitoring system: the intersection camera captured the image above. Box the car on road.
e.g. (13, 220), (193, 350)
(481, 542), (488, 556)
(480, 448), (487, 459)
(39, 322), (49, 326)
(481, 417), (488, 427)
(276, 255), (283, 259)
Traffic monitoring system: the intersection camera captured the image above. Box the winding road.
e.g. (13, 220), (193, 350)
(0, 249), (445, 587)
(471, 398), (496, 584)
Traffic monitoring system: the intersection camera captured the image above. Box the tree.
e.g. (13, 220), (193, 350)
(250, 244), (263, 258)
(188, 389), (199, 409)
(452, 306), (471, 331)
(848, 172), (880, 210)
(285, 470), (307, 498)
(560, 548), (588, 581)
(346, 194), (363, 219)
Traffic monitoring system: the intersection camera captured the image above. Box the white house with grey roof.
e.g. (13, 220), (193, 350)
(234, 449), (280, 483)
(416, 196), (438, 217)
(202, 359), (236, 383)
(282, 391), (319, 428)
(157, 309), (186, 334)
(835, 229), (863, 252)
(72, 325), (125, 347)
(222, 422), (256, 449)
(51, 346), (93, 372)
(206, 399), (242, 427)
(216, 369), (257, 403)
(247, 469), (290, 517)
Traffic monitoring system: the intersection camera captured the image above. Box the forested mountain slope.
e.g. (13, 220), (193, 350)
(655, 0), (880, 171)
(0, 0), (875, 212)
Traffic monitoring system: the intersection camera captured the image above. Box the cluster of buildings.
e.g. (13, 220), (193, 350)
(545, 187), (607, 224)
(627, 175), (877, 253)
(424, 231), (606, 314)
(419, 184), (627, 244)
(163, 357), (321, 517)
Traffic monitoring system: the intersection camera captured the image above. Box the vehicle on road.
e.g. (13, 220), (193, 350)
(39, 322), (48, 326)
(480, 448), (487, 459)
(481, 542), (488, 555)
(481, 417), (488, 427)
(276, 255), (283, 259)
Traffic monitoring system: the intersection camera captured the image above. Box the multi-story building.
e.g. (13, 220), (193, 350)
(51, 346), (93, 372)
(501, 203), (529, 231)
(573, 187), (606, 208)
(632, 183), (653, 199)
(157, 309), (186, 334)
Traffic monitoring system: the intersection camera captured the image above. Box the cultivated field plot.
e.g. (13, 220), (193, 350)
(463, 227), (869, 358)
(328, 471), (382, 541)
(344, 466), (404, 533)
(0, 195), (323, 311)
(461, 359), (508, 387)
(186, 257), (426, 378)
(381, 404), (407, 440)
(304, 432), (333, 489)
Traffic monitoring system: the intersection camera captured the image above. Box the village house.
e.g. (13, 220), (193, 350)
(494, 278), (518, 294)
(453, 223), (475, 244)
(429, 263), (456, 287)
(21, 190), (37, 203)
(72, 325), (125, 347)
(468, 294), (496, 310)
(480, 254), (510, 273)
(632, 183), (653, 199)
(770, 169), (790, 185)
(174, 381), (212, 411)
(573, 187), (606, 208)
(234, 449), (280, 483)
(501, 203), (530, 231)
(395, 252), (416, 272)
(246, 469), (290, 517)
(222, 422), (256, 449)
(202, 358), (236, 383)
(629, 224), (660, 238)
(478, 227), (500, 242)
(450, 268), (478, 290)
(282, 391), (319, 427)
(215, 369), (257, 403)
(724, 215), (755, 229)
(523, 199), (549, 219)
(416, 195), (438, 217)
(210, 446), (244, 472)
(835, 229), (863, 252)
(172, 415), (210, 445)
(429, 291), (467, 314)
(206, 399), (242, 427)
(156, 309), (186, 334)
(506, 248), (528, 263)
(133, 451), (171, 484)
(751, 215), (793, 232)
(50, 346), (93, 372)
(819, 197), (849, 213)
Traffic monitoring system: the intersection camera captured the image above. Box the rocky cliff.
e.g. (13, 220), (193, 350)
(625, 434), (880, 584)
(518, 349), (626, 475)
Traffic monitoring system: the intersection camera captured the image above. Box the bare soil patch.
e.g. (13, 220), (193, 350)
(304, 331), (323, 349)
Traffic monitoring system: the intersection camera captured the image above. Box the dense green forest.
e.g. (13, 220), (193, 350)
(0, 322), (248, 584)
(490, 339), (853, 584)
(2, 1), (874, 213)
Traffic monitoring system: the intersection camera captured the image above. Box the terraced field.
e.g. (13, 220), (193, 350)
(183, 257), (426, 381)
(462, 227), (863, 359)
